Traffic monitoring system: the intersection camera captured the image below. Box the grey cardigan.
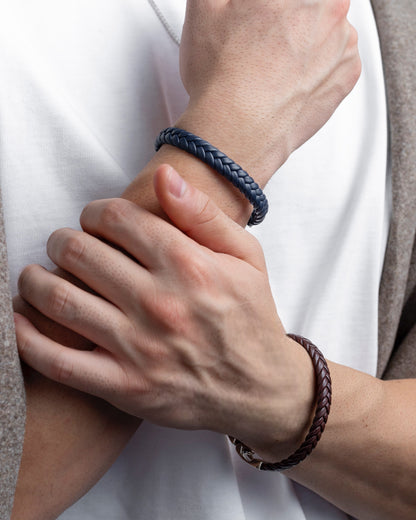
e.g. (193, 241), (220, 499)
(0, 1), (415, 518)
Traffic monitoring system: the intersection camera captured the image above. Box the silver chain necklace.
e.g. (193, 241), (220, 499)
(147, 0), (181, 46)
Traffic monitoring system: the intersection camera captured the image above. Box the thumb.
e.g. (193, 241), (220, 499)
(153, 164), (266, 271)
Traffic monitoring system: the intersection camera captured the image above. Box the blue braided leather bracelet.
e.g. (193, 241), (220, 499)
(155, 127), (268, 226)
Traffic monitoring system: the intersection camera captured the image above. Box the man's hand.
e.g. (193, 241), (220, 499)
(179, 0), (361, 177)
(15, 165), (315, 459)
(14, 168), (416, 520)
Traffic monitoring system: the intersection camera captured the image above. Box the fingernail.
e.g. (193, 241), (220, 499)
(168, 167), (187, 198)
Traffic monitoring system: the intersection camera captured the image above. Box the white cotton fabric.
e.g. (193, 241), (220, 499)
(0, 1), (388, 519)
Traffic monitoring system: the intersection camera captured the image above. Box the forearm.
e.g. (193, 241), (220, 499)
(15, 365), (140, 520)
(277, 362), (416, 520)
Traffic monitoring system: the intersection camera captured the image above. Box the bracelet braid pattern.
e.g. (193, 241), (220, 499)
(155, 127), (268, 225)
(229, 334), (332, 471)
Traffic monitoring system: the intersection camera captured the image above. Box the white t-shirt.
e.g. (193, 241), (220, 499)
(0, 1), (388, 519)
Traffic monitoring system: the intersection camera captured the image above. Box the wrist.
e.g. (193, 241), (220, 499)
(176, 101), (290, 188)
(123, 144), (253, 226)
(235, 336), (317, 463)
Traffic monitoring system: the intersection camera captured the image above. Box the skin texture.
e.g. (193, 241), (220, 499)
(10, 0), (360, 518)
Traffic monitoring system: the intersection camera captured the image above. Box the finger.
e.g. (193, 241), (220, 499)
(46, 227), (152, 308)
(79, 198), (199, 271)
(14, 312), (119, 399)
(18, 264), (134, 353)
(153, 164), (266, 271)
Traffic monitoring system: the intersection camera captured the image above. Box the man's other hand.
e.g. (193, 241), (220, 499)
(15, 164), (315, 460)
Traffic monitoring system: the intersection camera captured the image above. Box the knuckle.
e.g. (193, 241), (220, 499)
(98, 198), (131, 229)
(180, 251), (213, 288)
(142, 291), (189, 333)
(47, 228), (87, 266)
(59, 232), (87, 265)
(51, 354), (74, 383)
(47, 282), (73, 317)
(79, 200), (99, 229)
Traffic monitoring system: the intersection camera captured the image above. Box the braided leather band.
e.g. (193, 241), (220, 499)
(155, 127), (268, 226)
(229, 334), (332, 471)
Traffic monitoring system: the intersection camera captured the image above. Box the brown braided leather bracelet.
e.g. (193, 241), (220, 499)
(229, 334), (332, 471)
